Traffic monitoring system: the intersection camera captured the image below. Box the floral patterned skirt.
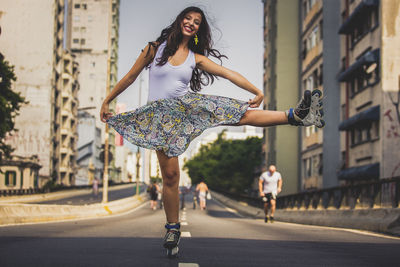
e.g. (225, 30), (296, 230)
(106, 92), (249, 157)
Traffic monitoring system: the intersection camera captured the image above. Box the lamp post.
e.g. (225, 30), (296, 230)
(102, 0), (113, 203)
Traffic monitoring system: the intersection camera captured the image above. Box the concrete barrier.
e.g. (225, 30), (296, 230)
(0, 183), (139, 204)
(0, 193), (149, 226)
(211, 190), (400, 236)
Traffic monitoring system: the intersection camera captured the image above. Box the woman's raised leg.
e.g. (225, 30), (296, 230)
(156, 150), (180, 223)
(237, 110), (288, 127)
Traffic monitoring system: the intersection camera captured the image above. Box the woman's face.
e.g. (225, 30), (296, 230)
(180, 11), (202, 37)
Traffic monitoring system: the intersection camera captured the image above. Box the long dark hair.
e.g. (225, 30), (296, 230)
(149, 6), (227, 92)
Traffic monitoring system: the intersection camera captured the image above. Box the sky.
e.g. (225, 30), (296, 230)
(116, 0), (264, 109)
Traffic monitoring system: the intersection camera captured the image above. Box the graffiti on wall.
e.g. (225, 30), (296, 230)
(384, 89), (400, 177)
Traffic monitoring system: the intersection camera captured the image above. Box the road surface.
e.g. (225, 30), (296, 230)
(1, 194), (399, 266)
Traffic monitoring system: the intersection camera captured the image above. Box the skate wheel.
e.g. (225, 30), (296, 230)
(317, 120), (325, 128)
(312, 89), (322, 98)
(167, 246), (179, 258)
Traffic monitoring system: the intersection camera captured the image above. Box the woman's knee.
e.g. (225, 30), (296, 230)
(162, 169), (179, 187)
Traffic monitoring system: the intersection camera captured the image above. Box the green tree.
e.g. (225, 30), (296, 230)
(184, 131), (262, 194)
(0, 53), (26, 161)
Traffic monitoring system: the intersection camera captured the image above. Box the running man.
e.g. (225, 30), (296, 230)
(259, 165), (282, 223)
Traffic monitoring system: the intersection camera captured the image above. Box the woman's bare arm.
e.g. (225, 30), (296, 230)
(100, 43), (156, 122)
(195, 54), (264, 108)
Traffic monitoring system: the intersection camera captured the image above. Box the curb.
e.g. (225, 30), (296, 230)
(210, 190), (400, 236)
(0, 192), (149, 226)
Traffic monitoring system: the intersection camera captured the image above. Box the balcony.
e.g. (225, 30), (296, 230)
(338, 0), (379, 35)
(338, 48), (380, 82)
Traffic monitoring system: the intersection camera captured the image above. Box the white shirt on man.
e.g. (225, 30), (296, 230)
(259, 171), (282, 195)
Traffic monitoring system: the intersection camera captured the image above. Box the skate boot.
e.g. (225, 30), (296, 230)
(286, 89), (325, 128)
(163, 222), (181, 258)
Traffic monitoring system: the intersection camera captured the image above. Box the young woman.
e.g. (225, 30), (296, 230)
(100, 6), (323, 256)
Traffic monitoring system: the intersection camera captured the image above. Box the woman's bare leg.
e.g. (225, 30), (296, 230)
(237, 110), (288, 127)
(156, 151), (180, 223)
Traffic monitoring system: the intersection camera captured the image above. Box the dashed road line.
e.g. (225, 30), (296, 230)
(179, 263), (199, 267)
(181, 231), (191, 237)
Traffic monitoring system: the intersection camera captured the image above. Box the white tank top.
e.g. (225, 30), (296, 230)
(148, 42), (196, 102)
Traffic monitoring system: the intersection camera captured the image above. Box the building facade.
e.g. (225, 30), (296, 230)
(262, 0), (300, 195)
(76, 110), (102, 185)
(1, 0), (79, 186)
(66, 0), (120, 182)
(0, 155), (41, 190)
(299, 0), (341, 190)
(338, 0), (400, 181)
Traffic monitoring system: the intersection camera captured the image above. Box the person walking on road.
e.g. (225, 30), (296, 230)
(148, 180), (161, 210)
(196, 180), (209, 210)
(259, 165), (282, 223)
(100, 6), (323, 257)
(92, 178), (99, 197)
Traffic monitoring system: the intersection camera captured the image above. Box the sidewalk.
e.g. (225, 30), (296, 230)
(0, 191), (149, 226)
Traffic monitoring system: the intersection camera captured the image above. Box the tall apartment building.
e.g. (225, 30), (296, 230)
(299, 0), (341, 190)
(67, 0), (120, 181)
(338, 0), (400, 180)
(262, 0), (300, 194)
(1, 0), (79, 186)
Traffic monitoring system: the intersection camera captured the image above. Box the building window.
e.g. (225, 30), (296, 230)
(73, 39), (79, 44)
(88, 16), (93, 22)
(305, 26), (320, 56)
(80, 27), (86, 33)
(73, 15), (80, 22)
(304, 0), (316, 16)
(73, 27), (79, 32)
(80, 39), (86, 45)
(318, 154), (323, 175)
(350, 7), (379, 47)
(82, 3), (87, 10)
(74, 4), (80, 9)
(5, 171), (17, 186)
(350, 121), (379, 147)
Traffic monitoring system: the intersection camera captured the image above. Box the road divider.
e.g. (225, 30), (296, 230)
(0, 192), (149, 226)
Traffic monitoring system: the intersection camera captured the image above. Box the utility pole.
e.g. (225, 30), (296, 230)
(102, 0), (113, 203)
(135, 74), (143, 196)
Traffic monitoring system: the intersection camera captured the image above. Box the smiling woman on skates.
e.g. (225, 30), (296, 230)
(100, 6), (324, 257)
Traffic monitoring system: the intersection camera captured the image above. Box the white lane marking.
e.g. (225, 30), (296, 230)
(181, 231), (191, 237)
(0, 201), (150, 228)
(212, 198), (244, 218)
(181, 221), (188, 226)
(276, 221), (400, 240)
(179, 263), (199, 267)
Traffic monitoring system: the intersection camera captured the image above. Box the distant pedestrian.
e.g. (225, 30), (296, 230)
(92, 178), (99, 196)
(259, 165), (282, 223)
(196, 180), (209, 210)
(148, 181), (161, 210)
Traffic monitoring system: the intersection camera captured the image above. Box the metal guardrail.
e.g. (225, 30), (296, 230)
(212, 176), (400, 210)
(278, 176), (400, 210)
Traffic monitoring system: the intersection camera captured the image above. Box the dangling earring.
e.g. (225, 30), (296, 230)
(194, 34), (199, 45)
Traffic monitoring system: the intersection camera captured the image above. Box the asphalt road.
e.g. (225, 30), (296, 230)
(1, 193), (399, 267)
(34, 184), (146, 205)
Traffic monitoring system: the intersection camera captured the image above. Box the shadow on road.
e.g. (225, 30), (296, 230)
(0, 236), (399, 266)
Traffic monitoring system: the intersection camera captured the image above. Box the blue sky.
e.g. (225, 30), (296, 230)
(116, 0), (264, 110)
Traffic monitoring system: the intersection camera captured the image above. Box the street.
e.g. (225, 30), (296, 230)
(0, 194), (399, 267)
